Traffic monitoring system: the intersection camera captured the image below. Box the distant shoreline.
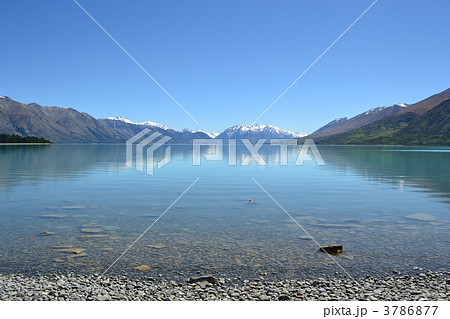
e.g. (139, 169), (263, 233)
(0, 142), (449, 147)
(0, 143), (51, 145)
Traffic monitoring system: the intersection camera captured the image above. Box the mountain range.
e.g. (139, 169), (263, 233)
(98, 118), (307, 142)
(0, 96), (306, 143)
(1, 88), (449, 145)
(0, 96), (120, 143)
(302, 88), (450, 145)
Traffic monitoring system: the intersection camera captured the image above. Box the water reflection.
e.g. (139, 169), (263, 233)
(0, 145), (124, 187)
(1, 144), (449, 199)
(317, 146), (450, 200)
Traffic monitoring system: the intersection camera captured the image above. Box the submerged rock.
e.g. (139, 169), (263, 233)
(57, 248), (85, 254)
(147, 244), (166, 249)
(68, 248), (85, 254)
(319, 244), (343, 255)
(133, 265), (151, 271)
(405, 213), (437, 221)
(67, 252), (87, 259)
(40, 231), (55, 236)
(81, 234), (108, 239)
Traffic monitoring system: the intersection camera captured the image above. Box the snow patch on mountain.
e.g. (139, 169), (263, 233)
(363, 103), (409, 115)
(218, 124), (308, 139)
(335, 117), (348, 122)
(363, 106), (387, 115)
(105, 116), (135, 124)
(104, 116), (169, 130)
(138, 121), (169, 130)
(182, 129), (219, 138)
(207, 132), (220, 138)
(296, 132), (309, 138)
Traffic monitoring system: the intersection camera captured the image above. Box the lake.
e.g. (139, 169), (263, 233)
(0, 144), (449, 280)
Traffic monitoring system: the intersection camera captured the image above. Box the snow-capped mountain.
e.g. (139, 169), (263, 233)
(98, 117), (211, 142)
(100, 118), (307, 142)
(215, 124), (308, 142)
(102, 117), (213, 138)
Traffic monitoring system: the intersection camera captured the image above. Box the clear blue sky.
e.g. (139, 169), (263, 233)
(1, 0), (449, 133)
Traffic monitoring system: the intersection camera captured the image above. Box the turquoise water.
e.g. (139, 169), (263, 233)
(0, 144), (449, 279)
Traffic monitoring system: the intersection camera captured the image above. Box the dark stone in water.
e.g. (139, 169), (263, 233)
(187, 275), (217, 284)
(278, 295), (290, 301)
(40, 231), (55, 236)
(319, 244), (343, 255)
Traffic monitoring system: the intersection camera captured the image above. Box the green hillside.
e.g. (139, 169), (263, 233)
(312, 99), (450, 146)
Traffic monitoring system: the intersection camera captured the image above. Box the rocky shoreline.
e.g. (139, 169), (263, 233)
(1, 270), (449, 301)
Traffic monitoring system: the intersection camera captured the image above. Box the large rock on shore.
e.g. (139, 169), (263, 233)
(187, 275), (217, 285)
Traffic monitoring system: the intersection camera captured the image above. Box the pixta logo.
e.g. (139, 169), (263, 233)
(126, 129), (172, 176)
(126, 129), (325, 176)
(192, 139), (325, 166)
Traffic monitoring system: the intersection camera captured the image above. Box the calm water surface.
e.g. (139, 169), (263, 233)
(0, 144), (449, 279)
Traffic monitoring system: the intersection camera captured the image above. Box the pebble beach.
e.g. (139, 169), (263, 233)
(1, 270), (449, 301)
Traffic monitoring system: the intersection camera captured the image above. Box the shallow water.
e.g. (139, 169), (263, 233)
(0, 144), (449, 279)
